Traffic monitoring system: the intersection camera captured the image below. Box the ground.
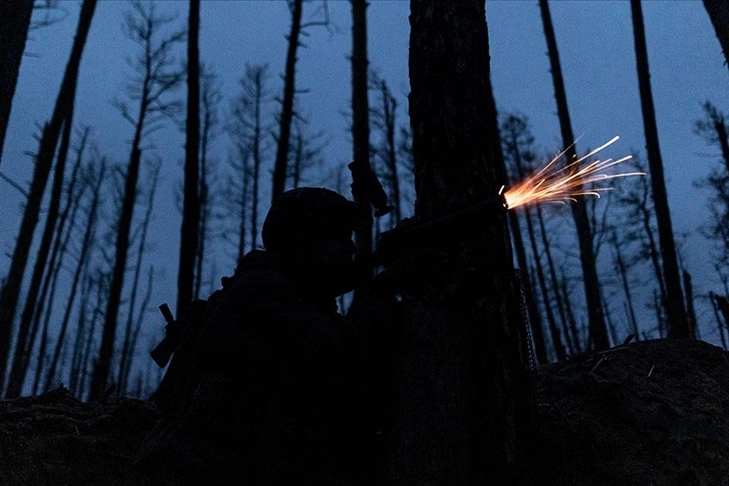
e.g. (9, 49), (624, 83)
(0, 338), (727, 485)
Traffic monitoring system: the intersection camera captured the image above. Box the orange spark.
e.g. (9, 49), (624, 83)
(503, 136), (642, 210)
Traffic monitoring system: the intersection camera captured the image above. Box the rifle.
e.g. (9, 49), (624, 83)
(374, 193), (508, 265)
(347, 158), (509, 264)
(348, 159), (394, 217)
(150, 303), (180, 368)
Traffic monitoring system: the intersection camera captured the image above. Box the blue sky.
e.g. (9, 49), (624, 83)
(2, 0), (728, 381)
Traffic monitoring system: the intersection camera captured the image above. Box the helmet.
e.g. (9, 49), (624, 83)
(262, 187), (364, 252)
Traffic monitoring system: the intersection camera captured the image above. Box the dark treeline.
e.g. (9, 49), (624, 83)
(0, 1), (726, 458)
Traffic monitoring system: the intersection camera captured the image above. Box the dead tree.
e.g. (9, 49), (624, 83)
(538, 0), (609, 351)
(193, 66), (222, 299)
(227, 64), (272, 254)
(388, 1), (535, 482)
(43, 160), (107, 393)
(31, 165), (89, 394)
(703, 0), (729, 78)
(608, 229), (641, 340)
(683, 270), (699, 339)
(4, 124), (88, 399)
(90, 1), (185, 398)
(371, 73), (403, 227)
(176, 0), (201, 319)
(631, 0), (690, 338)
(500, 114), (549, 363)
(694, 101), (729, 287)
(271, 0), (303, 201)
(0, 0), (97, 395)
(117, 160), (160, 395)
(287, 116), (326, 189)
(710, 291), (729, 349)
(350, 0), (374, 276)
(0, 0), (34, 166)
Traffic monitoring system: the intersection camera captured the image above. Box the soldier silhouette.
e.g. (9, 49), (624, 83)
(136, 187), (396, 485)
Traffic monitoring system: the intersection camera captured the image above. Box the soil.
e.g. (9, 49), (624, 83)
(0, 338), (727, 485)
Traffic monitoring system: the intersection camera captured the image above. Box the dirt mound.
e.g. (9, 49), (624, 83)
(0, 387), (160, 485)
(536, 338), (729, 485)
(0, 338), (727, 485)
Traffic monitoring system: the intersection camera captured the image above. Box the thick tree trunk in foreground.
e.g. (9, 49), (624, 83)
(631, 0), (690, 338)
(388, 1), (534, 483)
(538, 0), (609, 351)
(0, 0), (34, 166)
(0, 0), (97, 395)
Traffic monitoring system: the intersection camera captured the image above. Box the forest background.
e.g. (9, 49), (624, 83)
(1, 0), (728, 400)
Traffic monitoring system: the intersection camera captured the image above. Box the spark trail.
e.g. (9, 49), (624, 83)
(503, 136), (642, 210)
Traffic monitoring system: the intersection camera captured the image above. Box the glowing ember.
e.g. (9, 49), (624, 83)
(502, 136), (642, 210)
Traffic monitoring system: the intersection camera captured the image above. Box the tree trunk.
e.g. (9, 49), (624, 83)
(612, 234), (641, 340)
(703, 0), (729, 78)
(683, 270), (698, 339)
(91, 1), (183, 398)
(177, 0), (201, 319)
(380, 81), (402, 224)
(4, 122), (85, 399)
(118, 162), (159, 395)
(536, 205), (577, 355)
(0, 0), (34, 166)
(509, 210), (548, 364)
(524, 207), (566, 361)
(0, 0), (97, 395)
(538, 0), (609, 351)
(351, 0), (374, 275)
(250, 69), (263, 250)
(710, 292), (729, 350)
(388, 1), (534, 482)
(630, 0), (690, 338)
(271, 0), (302, 202)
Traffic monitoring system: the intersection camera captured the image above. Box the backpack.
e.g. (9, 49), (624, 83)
(149, 274), (238, 412)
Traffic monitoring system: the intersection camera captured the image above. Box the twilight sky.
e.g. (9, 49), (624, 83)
(2, 0), (728, 373)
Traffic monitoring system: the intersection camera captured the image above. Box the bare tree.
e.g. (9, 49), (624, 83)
(694, 101), (729, 288)
(227, 64), (272, 255)
(271, 0), (303, 201)
(117, 160), (160, 395)
(43, 159), (107, 393)
(5, 124), (88, 398)
(538, 0), (609, 351)
(176, 0), (201, 319)
(287, 116), (326, 189)
(0, 0), (34, 166)
(703, 0), (729, 78)
(30, 160), (89, 394)
(350, 0), (374, 276)
(630, 0), (689, 338)
(194, 66), (222, 299)
(0, 0), (97, 395)
(90, 0), (185, 398)
(271, 0), (329, 201)
(500, 113), (549, 363)
(370, 72), (403, 227)
(608, 229), (641, 341)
